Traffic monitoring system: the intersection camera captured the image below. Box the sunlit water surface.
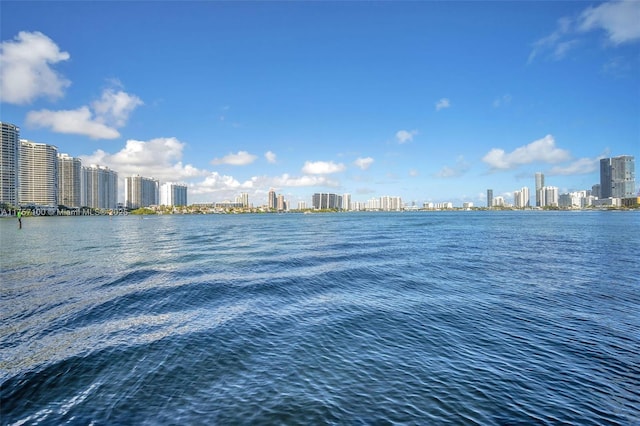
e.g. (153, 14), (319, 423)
(1, 211), (639, 424)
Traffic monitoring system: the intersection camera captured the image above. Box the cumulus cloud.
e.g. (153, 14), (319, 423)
(265, 151), (277, 164)
(26, 88), (143, 139)
(435, 98), (451, 111)
(396, 130), (418, 144)
(302, 160), (346, 174)
(0, 31), (70, 104)
(579, 0), (640, 44)
(80, 137), (207, 181)
(26, 107), (120, 139)
(529, 1), (640, 63)
(354, 157), (374, 170)
(92, 89), (144, 127)
(211, 151), (257, 166)
(436, 156), (471, 178)
(482, 135), (571, 170)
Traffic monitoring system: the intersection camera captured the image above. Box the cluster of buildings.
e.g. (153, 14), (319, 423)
(2, 120), (636, 213)
(487, 156), (636, 209)
(0, 122), (187, 210)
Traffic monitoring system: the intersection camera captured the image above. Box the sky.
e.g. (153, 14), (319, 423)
(1, 1), (639, 206)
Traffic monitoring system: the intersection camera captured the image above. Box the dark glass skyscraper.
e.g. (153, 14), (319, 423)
(600, 156), (635, 199)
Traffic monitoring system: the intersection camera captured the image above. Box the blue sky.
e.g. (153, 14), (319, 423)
(1, 1), (639, 206)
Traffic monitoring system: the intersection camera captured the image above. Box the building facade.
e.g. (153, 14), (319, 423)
(0, 122), (20, 206)
(600, 156), (635, 199)
(19, 140), (58, 206)
(160, 182), (188, 207)
(513, 186), (530, 209)
(83, 165), (118, 209)
(535, 172), (544, 207)
(487, 189), (493, 208)
(268, 188), (277, 210)
(57, 153), (82, 208)
(312, 193), (342, 210)
(125, 175), (159, 209)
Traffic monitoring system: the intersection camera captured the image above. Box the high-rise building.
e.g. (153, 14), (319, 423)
(277, 194), (286, 211)
(513, 186), (530, 209)
(535, 172), (544, 207)
(125, 175), (159, 209)
(312, 193), (342, 210)
(600, 156), (635, 199)
(239, 192), (249, 208)
(82, 165), (118, 209)
(160, 182), (188, 207)
(268, 188), (277, 209)
(57, 153), (82, 208)
(342, 193), (351, 211)
(19, 140), (58, 206)
(1, 122), (20, 206)
(540, 186), (559, 207)
(487, 189), (493, 208)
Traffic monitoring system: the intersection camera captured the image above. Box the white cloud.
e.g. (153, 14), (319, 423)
(436, 156), (471, 178)
(26, 88), (143, 139)
(211, 151), (257, 166)
(435, 98), (451, 111)
(0, 31), (70, 105)
(548, 157), (600, 176)
(26, 107), (120, 139)
(482, 135), (571, 170)
(529, 1), (640, 63)
(579, 0), (640, 44)
(301, 160), (346, 174)
(265, 151), (277, 164)
(80, 137), (208, 181)
(92, 89), (144, 127)
(354, 157), (374, 170)
(396, 129), (418, 144)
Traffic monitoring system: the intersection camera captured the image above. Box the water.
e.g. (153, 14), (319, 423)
(1, 211), (639, 425)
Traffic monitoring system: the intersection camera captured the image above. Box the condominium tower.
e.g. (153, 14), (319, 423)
(600, 156), (635, 199)
(535, 172), (544, 207)
(125, 175), (159, 209)
(57, 153), (82, 208)
(83, 165), (118, 209)
(1, 122), (20, 206)
(160, 182), (188, 207)
(19, 140), (58, 206)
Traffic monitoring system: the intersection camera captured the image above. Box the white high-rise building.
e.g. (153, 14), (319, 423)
(57, 153), (82, 208)
(342, 193), (351, 211)
(82, 165), (118, 209)
(19, 140), (58, 206)
(1, 122), (20, 206)
(540, 186), (559, 207)
(125, 175), (159, 209)
(160, 182), (188, 207)
(513, 186), (530, 209)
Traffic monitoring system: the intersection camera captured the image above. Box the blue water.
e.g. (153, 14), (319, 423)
(1, 211), (639, 424)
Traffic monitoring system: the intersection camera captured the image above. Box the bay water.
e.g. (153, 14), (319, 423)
(1, 211), (639, 424)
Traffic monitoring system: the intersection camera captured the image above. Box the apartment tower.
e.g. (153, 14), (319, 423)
(57, 153), (82, 208)
(600, 156), (635, 199)
(19, 140), (58, 206)
(1, 122), (20, 206)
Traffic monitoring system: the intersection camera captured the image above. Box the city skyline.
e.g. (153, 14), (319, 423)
(1, 2), (639, 206)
